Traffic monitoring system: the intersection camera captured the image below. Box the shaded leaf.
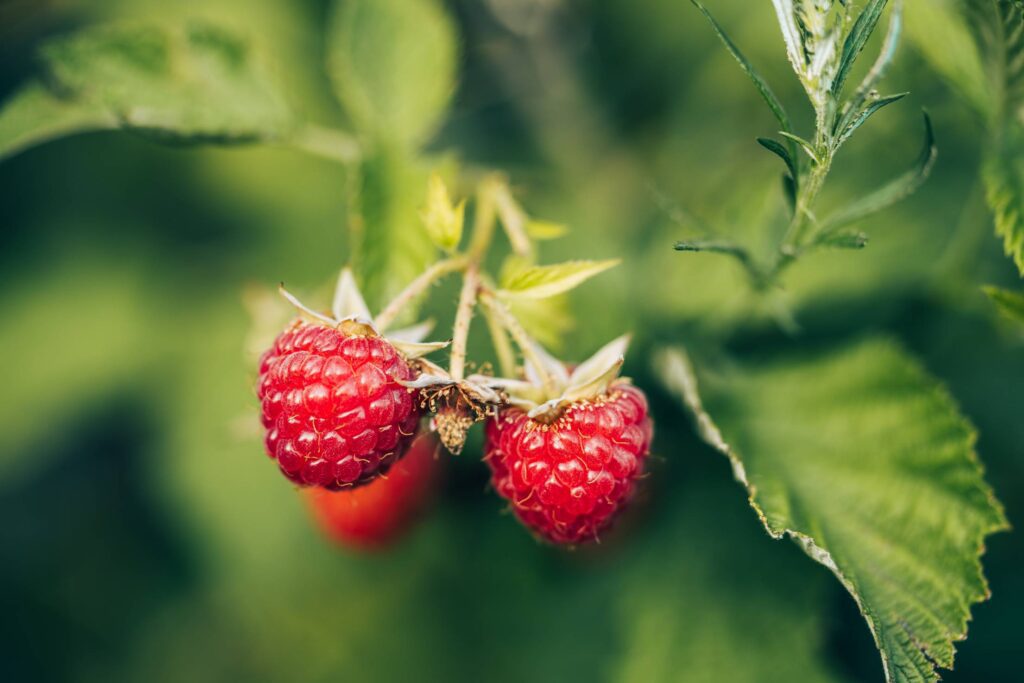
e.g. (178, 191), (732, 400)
(0, 81), (116, 162)
(41, 21), (292, 142)
(757, 136), (798, 183)
(834, 92), (908, 150)
(327, 0), (457, 148)
(498, 259), (619, 300)
(984, 285), (1024, 322)
(661, 339), (1007, 683)
(350, 146), (435, 313)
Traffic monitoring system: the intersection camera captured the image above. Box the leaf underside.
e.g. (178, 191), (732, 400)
(662, 338), (1007, 683)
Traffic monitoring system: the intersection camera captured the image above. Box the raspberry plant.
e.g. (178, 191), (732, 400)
(0, 0), (1017, 682)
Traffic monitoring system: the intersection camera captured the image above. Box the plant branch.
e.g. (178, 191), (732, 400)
(374, 256), (466, 331)
(288, 124), (361, 164)
(479, 287), (555, 393)
(467, 175), (501, 262)
(449, 265), (480, 381)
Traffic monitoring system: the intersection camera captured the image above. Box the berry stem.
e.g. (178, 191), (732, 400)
(466, 175), (500, 261)
(479, 287), (555, 394)
(449, 264), (480, 381)
(374, 256), (467, 332)
(482, 299), (517, 377)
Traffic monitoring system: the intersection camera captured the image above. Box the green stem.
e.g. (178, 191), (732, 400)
(479, 288), (555, 394)
(374, 256), (466, 332)
(449, 265), (480, 381)
(289, 125), (361, 164)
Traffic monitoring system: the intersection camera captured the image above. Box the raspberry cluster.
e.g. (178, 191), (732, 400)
(258, 320), (420, 489)
(485, 383), (653, 544)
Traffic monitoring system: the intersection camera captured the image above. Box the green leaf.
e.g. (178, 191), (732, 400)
(0, 81), (116, 162)
(498, 259), (620, 300)
(40, 21), (292, 143)
(983, 149), (1024, 275)
(660, 338), (1007, 683)
(691, 0), (796, 159)
(984, 285), (1024, 322)
(350, 146), (435, 313)
(833, 0), (891, 98)
(420, 171), (465, 253)
(327, 0), (457, 148)
(779, 130), (821, 164)
(846, 0), (903, 114)
(814, 229), (869, 249)
(757, 136), (798, 183)
(820, 112), (937, 232)
(834, 92), (908, 150)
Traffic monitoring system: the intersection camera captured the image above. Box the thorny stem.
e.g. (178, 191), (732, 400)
(479, 287), (556, 394)
(449, 265), (480, 381)
(374, 256), (466, 332)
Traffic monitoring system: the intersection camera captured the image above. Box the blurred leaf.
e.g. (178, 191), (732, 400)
(498, 259), (620, 300)
(0, 81), (116, 162)
(351, 146), (435, 312)
(905, 0), (990, 116)
(984, 285), (1024, 322)
(526, 219), (569, 240)
(967, 0), (1024, 122)
(691, 0), (796, 159)
(833, 0), (890, 98)
(40, 21), (293, 143)
(661, 338), (1008, 683)
(327, 0), (457, 148)
(815, 230), (869, 250)
(420, 171), (465, 253)
(983, 149), (1024, 275)
(820, 112), (937, 233)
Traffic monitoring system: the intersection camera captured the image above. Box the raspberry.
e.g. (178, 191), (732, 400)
(257, 319), (421, 489)
(484, 381), (653, 544)
(305, 433), (441, 550)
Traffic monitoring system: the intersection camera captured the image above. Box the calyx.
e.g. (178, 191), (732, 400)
(474, 335), (631, 423)
(279, 268), (450, 360)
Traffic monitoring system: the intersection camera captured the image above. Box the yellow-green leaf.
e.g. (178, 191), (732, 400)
(420, 171), (464, 252)
(499, 259), (619, 300)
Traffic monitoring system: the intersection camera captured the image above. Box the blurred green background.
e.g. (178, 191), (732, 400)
(1, 0), (1021, 681)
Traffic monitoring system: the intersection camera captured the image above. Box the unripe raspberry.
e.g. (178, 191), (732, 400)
(305, 433), (441, 550)
(485, 382), (653, 544)
(258, 320), (421, 489)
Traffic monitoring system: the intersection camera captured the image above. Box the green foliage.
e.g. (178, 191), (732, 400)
(984, 285), (1024, 321)
(349, 147), (435, 312)
(661, 339), (1008, 683)
(0, 82), (115, 162)
(40, 21), (292, 142)
(421, 172), (465, 253)
(498, 260), (620, 300)
(984, 147), (1024, 275)
(326, 0), (457, 148)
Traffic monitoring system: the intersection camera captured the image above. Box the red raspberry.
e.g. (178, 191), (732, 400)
(484, 382), (653, 544)
(257, 319), (421, 489)
(305, 433), (441, 550)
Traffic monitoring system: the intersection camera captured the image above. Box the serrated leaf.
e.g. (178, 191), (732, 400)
(983, 150), (1024, 275)
(661, 338), (1007, 683)
(526, 219), (569, 240)
(820, 112), (936, 232)
(350, 146), (434, 313)
(691, 0), (796, 160)
(984, 285), (1024, 322)
(833, 0), (891, 97)
(327, 0), (457, 148)
(498, 259), (619, 300)
(420, 172), (465, 252)
(40, 21), (292, 143)
(0, 81), (116, 162)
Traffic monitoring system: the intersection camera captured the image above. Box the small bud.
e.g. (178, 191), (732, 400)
(421, 172), (465, 253)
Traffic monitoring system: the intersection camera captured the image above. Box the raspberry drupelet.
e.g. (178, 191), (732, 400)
(258, 320), (421, 488)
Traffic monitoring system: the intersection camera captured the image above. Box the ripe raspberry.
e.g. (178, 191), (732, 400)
(485, 381), (652, 544)
(257, 319), (421, 488)
(305, 433), (441, 550)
